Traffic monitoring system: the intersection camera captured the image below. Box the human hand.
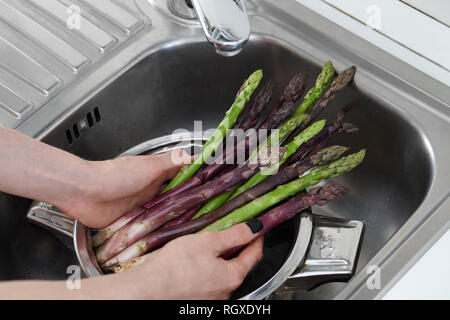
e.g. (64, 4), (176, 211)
(60, 150), (192, 229)
(103, 223), (264, 300)
(0, 223), (263, 300)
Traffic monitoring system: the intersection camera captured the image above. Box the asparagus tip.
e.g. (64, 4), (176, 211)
(249, 69), (263, 82)
(309, 183), (349, 205)
(310, 145), (351, 165)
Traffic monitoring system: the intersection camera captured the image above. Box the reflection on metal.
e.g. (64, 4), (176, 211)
(0, 0), (149, 128)
(190, 0), (250, 56)
(27, 132), (364, 300)
(280, 215), (364, 292)
(27, 132), (209, 278)
(13, 0), (450, 300)
(27, 201), (73, 237)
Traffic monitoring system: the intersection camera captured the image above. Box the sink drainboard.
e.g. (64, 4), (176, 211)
(0, 0), (151, 128)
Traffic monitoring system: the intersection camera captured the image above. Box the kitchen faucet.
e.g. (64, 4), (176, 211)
(176, 0), (250, 56)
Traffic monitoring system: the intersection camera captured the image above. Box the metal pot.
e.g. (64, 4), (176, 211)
(27, 132), (364, 299)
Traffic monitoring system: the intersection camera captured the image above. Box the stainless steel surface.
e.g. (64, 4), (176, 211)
(27, 202), (74, 238)
(239, 213), (363, 299)
(0, 0), (449, 299)
(28, 186), (364, 300)
(27, 135), (364, 300)
(0, 0), (150, 128)
(74, 132), (210, 280)
(280, 215), (364, 292)
(190, 0), (250, 56)
(238, 213), (314, 300)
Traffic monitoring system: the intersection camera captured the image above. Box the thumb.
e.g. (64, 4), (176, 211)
(154, 150), (193, 179)
(211, 221), (263, 254)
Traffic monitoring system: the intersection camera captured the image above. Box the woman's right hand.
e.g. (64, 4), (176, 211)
(102, 223), (263, 300)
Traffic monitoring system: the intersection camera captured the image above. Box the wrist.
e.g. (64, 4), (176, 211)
(81, 270), (162, 300)
(53, 159), (102, 218)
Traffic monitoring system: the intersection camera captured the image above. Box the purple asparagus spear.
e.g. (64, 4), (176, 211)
(287, 66), (356, 142)
(96, 148), (282, 264)
(259, 73), (307, 131)
(101, 145), (348, 267)
(221, 183), (348, 259)
(198, 73), (307, 180)
(161, 205), (202, 229)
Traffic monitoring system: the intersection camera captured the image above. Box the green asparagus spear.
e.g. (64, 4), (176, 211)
(193, 190), (235, 218)
(163, 70), (263, 192)
(291, 61), (335, 117)
(201, 149), (366, 232)
(230, 119), (326, 199)
(191, 112), (308, 220)
(250, 62), (334, 159)
(192, 62), (335, 218)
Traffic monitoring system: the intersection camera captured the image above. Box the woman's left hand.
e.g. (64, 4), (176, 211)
(63, 150), (192, 229)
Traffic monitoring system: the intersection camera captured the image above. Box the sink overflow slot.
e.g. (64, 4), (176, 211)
(65, 107), (102, 145)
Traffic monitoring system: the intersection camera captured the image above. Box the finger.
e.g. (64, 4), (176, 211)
(154, 150), (193, 179)
(211, 222), (263, 254)
(228, 237), (263, 277)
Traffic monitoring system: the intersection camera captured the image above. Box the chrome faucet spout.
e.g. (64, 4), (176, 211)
(190, 0), (250, 56)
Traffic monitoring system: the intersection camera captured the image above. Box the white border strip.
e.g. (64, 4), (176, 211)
(296, 0), (450, 86)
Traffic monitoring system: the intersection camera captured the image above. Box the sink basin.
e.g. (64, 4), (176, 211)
(1, 0), (449, 299)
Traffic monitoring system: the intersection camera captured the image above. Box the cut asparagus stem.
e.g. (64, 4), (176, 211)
(102, 146), (350, 267)
(192, 62), (335, 218)
(163, 69), (263, 192)
(92, 207), (143, 248)
(221, 183), (348, 259)
(96, 149), (280, 264)
(111, 255), (149, 273)
(201, 149), (365, 232)
(92, 173), (201, 247)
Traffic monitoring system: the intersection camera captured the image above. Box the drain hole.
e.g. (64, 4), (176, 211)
(87, 112), (94, 127)
(66, 130), (73, 144)
(73, 124), (80, 139)
(94, 107), (101, 122)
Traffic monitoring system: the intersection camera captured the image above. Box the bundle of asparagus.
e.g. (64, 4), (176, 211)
(92, 70), (305, 247)
(93, 62), (365, 272)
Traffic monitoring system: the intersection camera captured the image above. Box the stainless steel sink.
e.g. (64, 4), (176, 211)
(0, 0), (449, 299)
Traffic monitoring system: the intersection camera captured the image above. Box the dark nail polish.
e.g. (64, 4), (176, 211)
(246, 219), (263, 234)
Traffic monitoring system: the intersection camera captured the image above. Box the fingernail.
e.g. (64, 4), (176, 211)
(246, 219), (263, 234)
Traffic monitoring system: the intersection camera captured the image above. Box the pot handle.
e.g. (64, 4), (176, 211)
(27, 201), (74, 238)
(281, 215), (364, 293)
